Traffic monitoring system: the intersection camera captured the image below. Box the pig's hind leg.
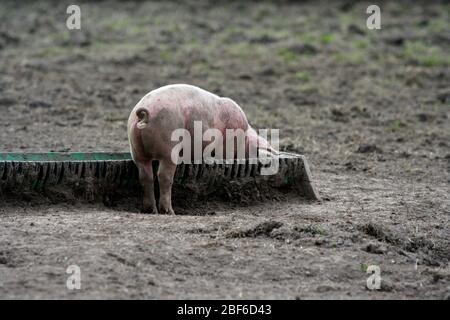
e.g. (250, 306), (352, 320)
(157, 159), (177, 215)
(137, 161), (158, 214)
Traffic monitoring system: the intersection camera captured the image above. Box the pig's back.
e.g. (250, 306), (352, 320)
(141, 84), (220, 114)
(140, 84), (249, 132)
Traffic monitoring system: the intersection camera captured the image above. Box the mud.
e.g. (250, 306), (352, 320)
(0, 1), (449, 299)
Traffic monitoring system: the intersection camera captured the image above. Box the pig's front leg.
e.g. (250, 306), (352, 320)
(157, 159), (177, 215)
(137, 162), (157, 214)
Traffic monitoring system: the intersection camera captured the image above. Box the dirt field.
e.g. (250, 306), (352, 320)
(0, 0), (449, 299)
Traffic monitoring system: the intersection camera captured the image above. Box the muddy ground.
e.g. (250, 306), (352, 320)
(0, 0), (449, 299)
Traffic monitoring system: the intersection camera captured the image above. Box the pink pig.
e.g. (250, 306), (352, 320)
(128, 84), (275, 214)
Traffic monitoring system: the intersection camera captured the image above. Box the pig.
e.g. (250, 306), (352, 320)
(127, 84), (276, 214)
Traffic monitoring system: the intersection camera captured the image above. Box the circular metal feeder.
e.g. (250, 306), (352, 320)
(0, 152), (319, 204)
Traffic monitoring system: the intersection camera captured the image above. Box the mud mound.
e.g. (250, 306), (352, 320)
(226, 221), (284, 238)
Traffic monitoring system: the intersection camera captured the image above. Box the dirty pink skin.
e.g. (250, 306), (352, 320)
(128, 84), (275, 214)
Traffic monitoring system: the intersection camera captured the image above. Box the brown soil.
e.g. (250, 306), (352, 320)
(0, 0), (449, 299)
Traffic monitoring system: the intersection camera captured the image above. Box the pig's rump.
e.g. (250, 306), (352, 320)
(128, 84), (251, 163)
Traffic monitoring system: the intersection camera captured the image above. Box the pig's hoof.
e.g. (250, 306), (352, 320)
(159, 206), (175, 215)
(141, 206), (157, 214)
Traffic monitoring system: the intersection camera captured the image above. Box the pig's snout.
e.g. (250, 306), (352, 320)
(136, 107), (149, 129)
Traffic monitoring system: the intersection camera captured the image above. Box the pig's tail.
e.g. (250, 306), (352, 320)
(136, 107), (149, 129)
